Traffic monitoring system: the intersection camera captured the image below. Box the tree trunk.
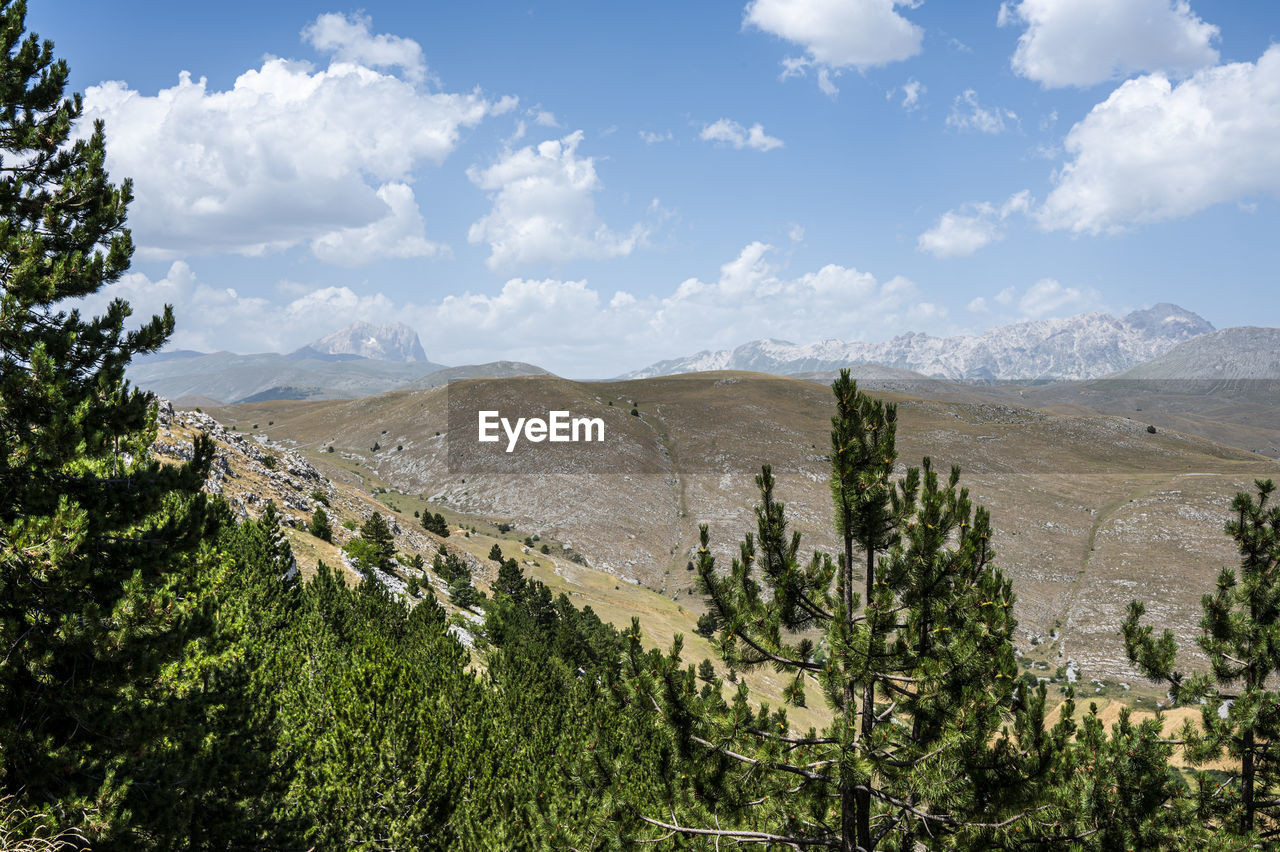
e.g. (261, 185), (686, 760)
(1244, 728), (1255, 834)
(857, 547), (875, 851)
(841, 784), (859, 852)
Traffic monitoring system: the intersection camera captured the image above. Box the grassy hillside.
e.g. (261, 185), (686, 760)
(208, 371), (1280, 684)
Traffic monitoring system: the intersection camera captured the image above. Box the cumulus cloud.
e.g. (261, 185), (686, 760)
(1016, 278), (1100, 317)
(639, 129), (673, 144)
(81, 14), (514, 263)
(301, 12), (429, 83)
(311, 183), (446, 266)
(699, 119), (784, 151)
(434, 242), (935, 372)
(77, 261), (395, 354)
(962, 280), (1100, 322)
(946, 89), (1018, 134)
(1038, 46), (1280, 233)
(108, 245), (941, 377)
(466, 130), (646, 269)
(998, 0), (1218, 88)
(745, 0), (924, 94)
(917, 192), (1031, 258)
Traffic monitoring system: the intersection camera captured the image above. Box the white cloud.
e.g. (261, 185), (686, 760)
(788, 223), (805, 242)
(311, 183), (447, 266)
(917, 192), (1031, 258)
(435, 242), (933, 373)
(816, 68), (839, 98)
(1039, 46), (1280, 233)
(82, 19), (514, 263)
(639, 129), (674, 144)
(746, 0), (924, 94)
(79, 262), (394, 354)
(998, 0), (1218, 88)
(1017, 278), (1100, 317)
(110, 245), (940, 377)
(918, 211), (999, 258)
(894, 78), (925, 111)
(946, 89), (1018, 134)
(963, 280), (1100, 323)
(467, 130), (646, 269)
(301, 12), (429, 84)
(699, 119), (785, 151)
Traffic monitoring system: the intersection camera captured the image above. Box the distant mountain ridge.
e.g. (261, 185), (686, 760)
(620, 304), (1214, 382)
(1113, 327), (1280, 380)
(291, 321), (429, 363)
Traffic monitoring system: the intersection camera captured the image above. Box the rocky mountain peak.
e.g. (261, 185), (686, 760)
(293, 321), (429, 363)
(1122, 303), (1215, 339)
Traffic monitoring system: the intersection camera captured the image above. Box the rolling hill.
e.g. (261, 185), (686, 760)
(208, 370), (1279, 683)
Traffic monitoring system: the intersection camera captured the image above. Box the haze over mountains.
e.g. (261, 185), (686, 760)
(128, 304), (1280, 407)
(623, 304), (1213, 381)
(128, 321), (543, 404)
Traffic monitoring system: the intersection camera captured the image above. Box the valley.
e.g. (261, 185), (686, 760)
(194, 369), (1280, 688)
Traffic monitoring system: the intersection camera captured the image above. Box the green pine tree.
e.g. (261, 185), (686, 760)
(494, 557), (526, 600)
(1124, 478), (1280, 839)
(433, 545), (470, 585)
(0, 3), (228, 842)
(357, 510), (395, 570)
(450, 577), (480, 609)
(422, 510), (449, 537)
(623, 370), (1040, 850)
(489, 542), (505, 562)
(309, 505), (333, 542)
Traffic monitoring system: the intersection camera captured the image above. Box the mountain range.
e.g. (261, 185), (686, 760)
(129, 305), (1280, 407)
(621, 304), (1214, 382)
(128, 322), (547, 405)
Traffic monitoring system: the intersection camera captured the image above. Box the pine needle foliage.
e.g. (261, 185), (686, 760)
(623, 370), (1042, 850)
(0, 2), (229, 844)
(1124, 478), (1280, 839)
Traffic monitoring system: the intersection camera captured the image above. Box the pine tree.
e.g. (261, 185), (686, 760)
(433, 545), (470, 585)
(494, 557), (526, 600)
(1123, 478), (1280, 838)
(358, 510), (395, 570)
(0, 2), (224, 842)
(309, 505), (332, 542)
(450, 577), (480, 609)
(422, 510), (449, 536)
(623, 370), (1037, 850)
(489, 542), (505, 562)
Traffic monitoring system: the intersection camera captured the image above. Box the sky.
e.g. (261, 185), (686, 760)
(32, 0), (1280, 378)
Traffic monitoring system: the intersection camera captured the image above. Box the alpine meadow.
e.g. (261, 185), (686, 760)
(6, 1), (1280, 850)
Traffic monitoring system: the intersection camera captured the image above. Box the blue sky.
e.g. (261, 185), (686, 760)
(35, 1), (1280, 377)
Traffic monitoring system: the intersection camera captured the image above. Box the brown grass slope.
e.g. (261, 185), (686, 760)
(209, 371), (1280, 681)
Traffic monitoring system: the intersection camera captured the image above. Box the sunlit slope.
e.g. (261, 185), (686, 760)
(211, 370), (1278, 679)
